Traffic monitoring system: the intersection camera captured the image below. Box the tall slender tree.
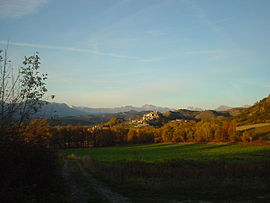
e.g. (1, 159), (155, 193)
(0, 47), (51, 133)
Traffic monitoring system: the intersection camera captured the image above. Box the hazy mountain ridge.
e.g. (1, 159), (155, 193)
(35, 102), (172, 118)
(215, 105), (233, 111)
(35, 102), (89, 118)
(50, 110), (150, 126)
(73, 104), (171, 114)
(35, 101), (252, 118)
(34, 95), (270, 126)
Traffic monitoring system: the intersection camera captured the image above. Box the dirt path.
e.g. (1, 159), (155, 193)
(62, 159), (90, 203)
(63, 159), (129, 203)
(75, 160), (129, 203)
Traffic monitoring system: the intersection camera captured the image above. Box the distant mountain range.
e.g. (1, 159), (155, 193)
(35, 95), (267, 126)
(186, 106), (204, 111)
(35, 102), (172, 118)
(34, 94), (270, 127)
(215, 105), (233, 111)
(35, 102), (251, 119)
(35, 102), (89, 118)
(72, 104), (172, 114)
(187, 105), (251, 112)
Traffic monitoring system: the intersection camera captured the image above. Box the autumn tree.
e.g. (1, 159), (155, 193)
(19, 118), (51, 147)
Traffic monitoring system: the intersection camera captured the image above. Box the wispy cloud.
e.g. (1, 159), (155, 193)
(0, 41), (234, 63)
(184, 49), (227, 57)
(86, 0), (172, 43)
(140, 49), (228, 63)
(0, 40), (139, 59)
(87, 37), (139, 52)
(182, 0), (230, 35)
(0, 0), (48, 18)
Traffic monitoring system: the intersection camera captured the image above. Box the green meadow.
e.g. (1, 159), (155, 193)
(60, 143), (270, 162)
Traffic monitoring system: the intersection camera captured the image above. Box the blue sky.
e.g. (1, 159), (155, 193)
(0, 0), (270, 109)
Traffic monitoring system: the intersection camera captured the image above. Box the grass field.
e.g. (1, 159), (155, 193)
(61, 144), (270, 201)
(60, 143), (270, 162)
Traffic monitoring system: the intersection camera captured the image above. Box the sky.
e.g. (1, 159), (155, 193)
(0, 0), (270, 109)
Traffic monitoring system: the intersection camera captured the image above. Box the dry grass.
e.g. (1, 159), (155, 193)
(236, 123), (270, 131)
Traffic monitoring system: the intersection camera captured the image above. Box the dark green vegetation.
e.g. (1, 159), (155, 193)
(61, 143), (270, 162)
(0, 51), (66, 202)
(62, 143), (270, 202)
(0, 138), (69, 202)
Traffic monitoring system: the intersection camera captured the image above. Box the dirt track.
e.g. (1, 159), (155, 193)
(62, 159), (129, 203)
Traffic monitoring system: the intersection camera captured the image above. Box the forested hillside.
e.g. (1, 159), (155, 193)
(236, 95), (270, 125)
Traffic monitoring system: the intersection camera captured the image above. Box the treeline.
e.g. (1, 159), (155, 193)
(16, 118), (269, 149)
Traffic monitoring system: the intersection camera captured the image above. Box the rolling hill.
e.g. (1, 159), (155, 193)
(236, 95), (270, 124)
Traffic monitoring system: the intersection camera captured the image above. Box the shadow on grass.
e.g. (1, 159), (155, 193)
(79, 157), (270, 202)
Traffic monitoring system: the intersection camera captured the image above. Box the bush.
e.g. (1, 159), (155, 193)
(0, 136), (63, 202)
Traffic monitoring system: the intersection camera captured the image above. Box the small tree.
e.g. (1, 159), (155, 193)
(0, 47), (51, 133)
(0, 47), (62, 202)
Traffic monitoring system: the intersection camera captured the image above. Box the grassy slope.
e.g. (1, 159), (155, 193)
(236, 123), (270, 131)
(60, 143), (270, 162)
